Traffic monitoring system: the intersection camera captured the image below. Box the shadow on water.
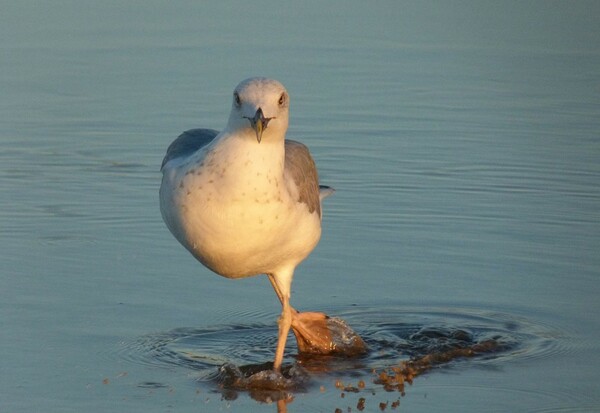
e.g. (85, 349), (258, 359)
(120, 306), (559, 410)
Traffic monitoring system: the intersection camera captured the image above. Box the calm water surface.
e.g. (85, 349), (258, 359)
(2, 2), (600, 412)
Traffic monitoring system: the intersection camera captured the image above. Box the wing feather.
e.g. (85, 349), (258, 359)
(285, 140), (332, 216)
(161, 128), (219, 170)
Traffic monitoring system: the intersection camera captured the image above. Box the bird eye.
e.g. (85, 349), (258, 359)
(278, 93), (287, 107)
(233, 92), (241, 107)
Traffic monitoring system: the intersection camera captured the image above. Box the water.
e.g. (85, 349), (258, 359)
(2, 1), (600, 412)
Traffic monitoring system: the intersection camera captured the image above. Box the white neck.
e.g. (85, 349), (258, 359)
(208, 130), (286, 186)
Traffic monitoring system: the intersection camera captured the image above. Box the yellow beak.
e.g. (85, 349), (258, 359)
(245, 107), (273, 143)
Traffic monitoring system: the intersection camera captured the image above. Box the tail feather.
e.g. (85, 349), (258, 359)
(319, 185), (335, 201)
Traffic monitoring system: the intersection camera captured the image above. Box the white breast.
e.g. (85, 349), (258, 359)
(160, 135), (322, 279)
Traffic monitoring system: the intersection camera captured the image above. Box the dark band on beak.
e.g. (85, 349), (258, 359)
(244, 107), (274, 143)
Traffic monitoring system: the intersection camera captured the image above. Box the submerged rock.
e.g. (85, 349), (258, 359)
(217, 362), (310, 391)
(216, 362), (309, 404)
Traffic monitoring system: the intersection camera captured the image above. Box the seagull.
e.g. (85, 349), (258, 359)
(159, 77), (362, 372)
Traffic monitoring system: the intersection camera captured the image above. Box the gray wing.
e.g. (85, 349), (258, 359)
(161, 128), (219, 170)
(285, 140), (334, 217)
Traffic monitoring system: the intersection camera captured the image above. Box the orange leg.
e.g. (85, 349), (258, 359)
(267, 272), (294, 372)
(273, 295), (292, 372)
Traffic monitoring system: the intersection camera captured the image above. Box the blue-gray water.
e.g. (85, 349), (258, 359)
(2, 1), (600, 412)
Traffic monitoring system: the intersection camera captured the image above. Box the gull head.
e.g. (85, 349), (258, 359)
(226, 77), (290, 143)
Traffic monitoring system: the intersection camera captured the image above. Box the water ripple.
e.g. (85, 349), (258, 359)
(118, 305), (564, 386)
